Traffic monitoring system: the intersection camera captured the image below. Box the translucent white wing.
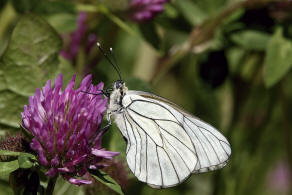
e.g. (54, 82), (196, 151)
(113, 90), (231, 188)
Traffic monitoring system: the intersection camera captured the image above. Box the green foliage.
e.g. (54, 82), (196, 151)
(0, 160), (19, 175)
(231, 30), (271, 51)
(175, 0), (207, 26)
(1, 14), (61, 95)
(264, 28), (292, 87)
(0, 14), (74, 130)
(11, 0), (39, 13)
(0, 0), (292, 194)
(139, 23), (161, 50)
(90, 170), (124, 195)
(0, 150), (37, 174)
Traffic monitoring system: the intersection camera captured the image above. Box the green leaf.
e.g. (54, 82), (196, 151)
(1, 14), (62, 96)
(0, 160), (19, 175)
(90, 170), (124, 195)
(0, 68), (7, 91)
(0, 150), (37, 161)
(139, 23), (161, 50)
(46, 13), (78, 34)
(0, 14), (68, 129)
(18, 155), (34, 169)
(53, 177), (85, 195)
(231, 30), (271, 51)
(264, 28), (292, 87)
(175, 0), (207, 26)
(0, 90), (28, 128)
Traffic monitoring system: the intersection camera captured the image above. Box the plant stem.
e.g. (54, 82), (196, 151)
(150, 0), (279, 84)
(45, 176), (58, 195)
(76, 3), (137, 36)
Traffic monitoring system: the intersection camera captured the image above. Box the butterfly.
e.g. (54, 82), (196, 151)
(95, 43), (231, 188)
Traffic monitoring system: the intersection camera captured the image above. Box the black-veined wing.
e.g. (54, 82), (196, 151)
(114, 90), (231, 188)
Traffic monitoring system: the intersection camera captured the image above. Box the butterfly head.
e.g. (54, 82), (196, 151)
(107, 80), (128, 109)
(112, 80), (128, 95)
(113, 80), (124, 90)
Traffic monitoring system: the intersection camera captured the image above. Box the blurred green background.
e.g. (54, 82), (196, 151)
(0, 0), (292, 194)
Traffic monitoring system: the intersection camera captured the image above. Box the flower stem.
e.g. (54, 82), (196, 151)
(45, 176), (58, 195)
(76, 3), (137, 37)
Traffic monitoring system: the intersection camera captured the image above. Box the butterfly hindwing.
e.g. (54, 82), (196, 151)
(113, 90), (231, 188)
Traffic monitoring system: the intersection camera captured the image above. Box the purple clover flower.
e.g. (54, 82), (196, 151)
(21, 74), (119, 185)
(60, 12), (98, 61)
(268, 161), (291, 193)
(129, 0), (169, 22)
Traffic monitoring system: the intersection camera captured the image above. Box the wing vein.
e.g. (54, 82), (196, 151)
(219, 141), (229, 156)
(146, 135), (148, 183)
(164, 136), (192, 172)
(184, 117), (211, 166)
(183, 116), (201, 169)
(156, 122), (196, 156)
(162, 146), (180, 182)
(198, 125), (230, 146)
(156, 146), (164, 186)
(198, 127), (221, 164)
(122, 114), (131, 154)
(136, 126), (143, 177)
(124, 113), (138, 173)
(127, 100), (181, 124)
(125, 109), (158, 145)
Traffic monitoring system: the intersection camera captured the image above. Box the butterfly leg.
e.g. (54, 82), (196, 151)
(99, 112), (112, 131)
(100, 121), (112, 131)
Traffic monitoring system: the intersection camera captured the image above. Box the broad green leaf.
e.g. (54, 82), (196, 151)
(0, 68), (7, 91)
(139, 23), (161, 50)
(195, 0), (226, 14)
(0, 150), (37, 160)
(264, 28), (292, 87)
(46, 13), (78, 34)
(90, 170), (124, 195)
(175, 0), (207, 26)
(0, 160), (19, 175)
(18, 155), (35, 169)
(0, 14), (70, 129)
(1, 14), (62, 96)
(0, 90), (27, 128)
(53, 177), (85, 195)
(231, 30), (271, 51)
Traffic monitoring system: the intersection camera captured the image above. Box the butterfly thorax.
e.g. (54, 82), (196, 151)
(107, 80), (128, 116)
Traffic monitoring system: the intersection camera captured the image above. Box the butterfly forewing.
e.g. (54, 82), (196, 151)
(113, 90), (231, 188)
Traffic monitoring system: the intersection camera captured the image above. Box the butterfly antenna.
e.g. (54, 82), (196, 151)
(96, 42), (122, 81)
(110, 47), (121, 75)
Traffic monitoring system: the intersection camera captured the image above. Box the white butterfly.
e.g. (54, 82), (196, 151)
(106, 81), (231, 188)
(95, 43), (231, 188)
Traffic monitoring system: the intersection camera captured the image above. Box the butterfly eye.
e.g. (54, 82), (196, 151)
(115, 81), (123, 89)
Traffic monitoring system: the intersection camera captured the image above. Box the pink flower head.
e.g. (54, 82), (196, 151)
(60, 12), (98, 61)
(129, 0), (169, 22)
(21, 74), (119, 185)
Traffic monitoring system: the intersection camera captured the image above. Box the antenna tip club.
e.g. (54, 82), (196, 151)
(96, 42), (101, 47)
